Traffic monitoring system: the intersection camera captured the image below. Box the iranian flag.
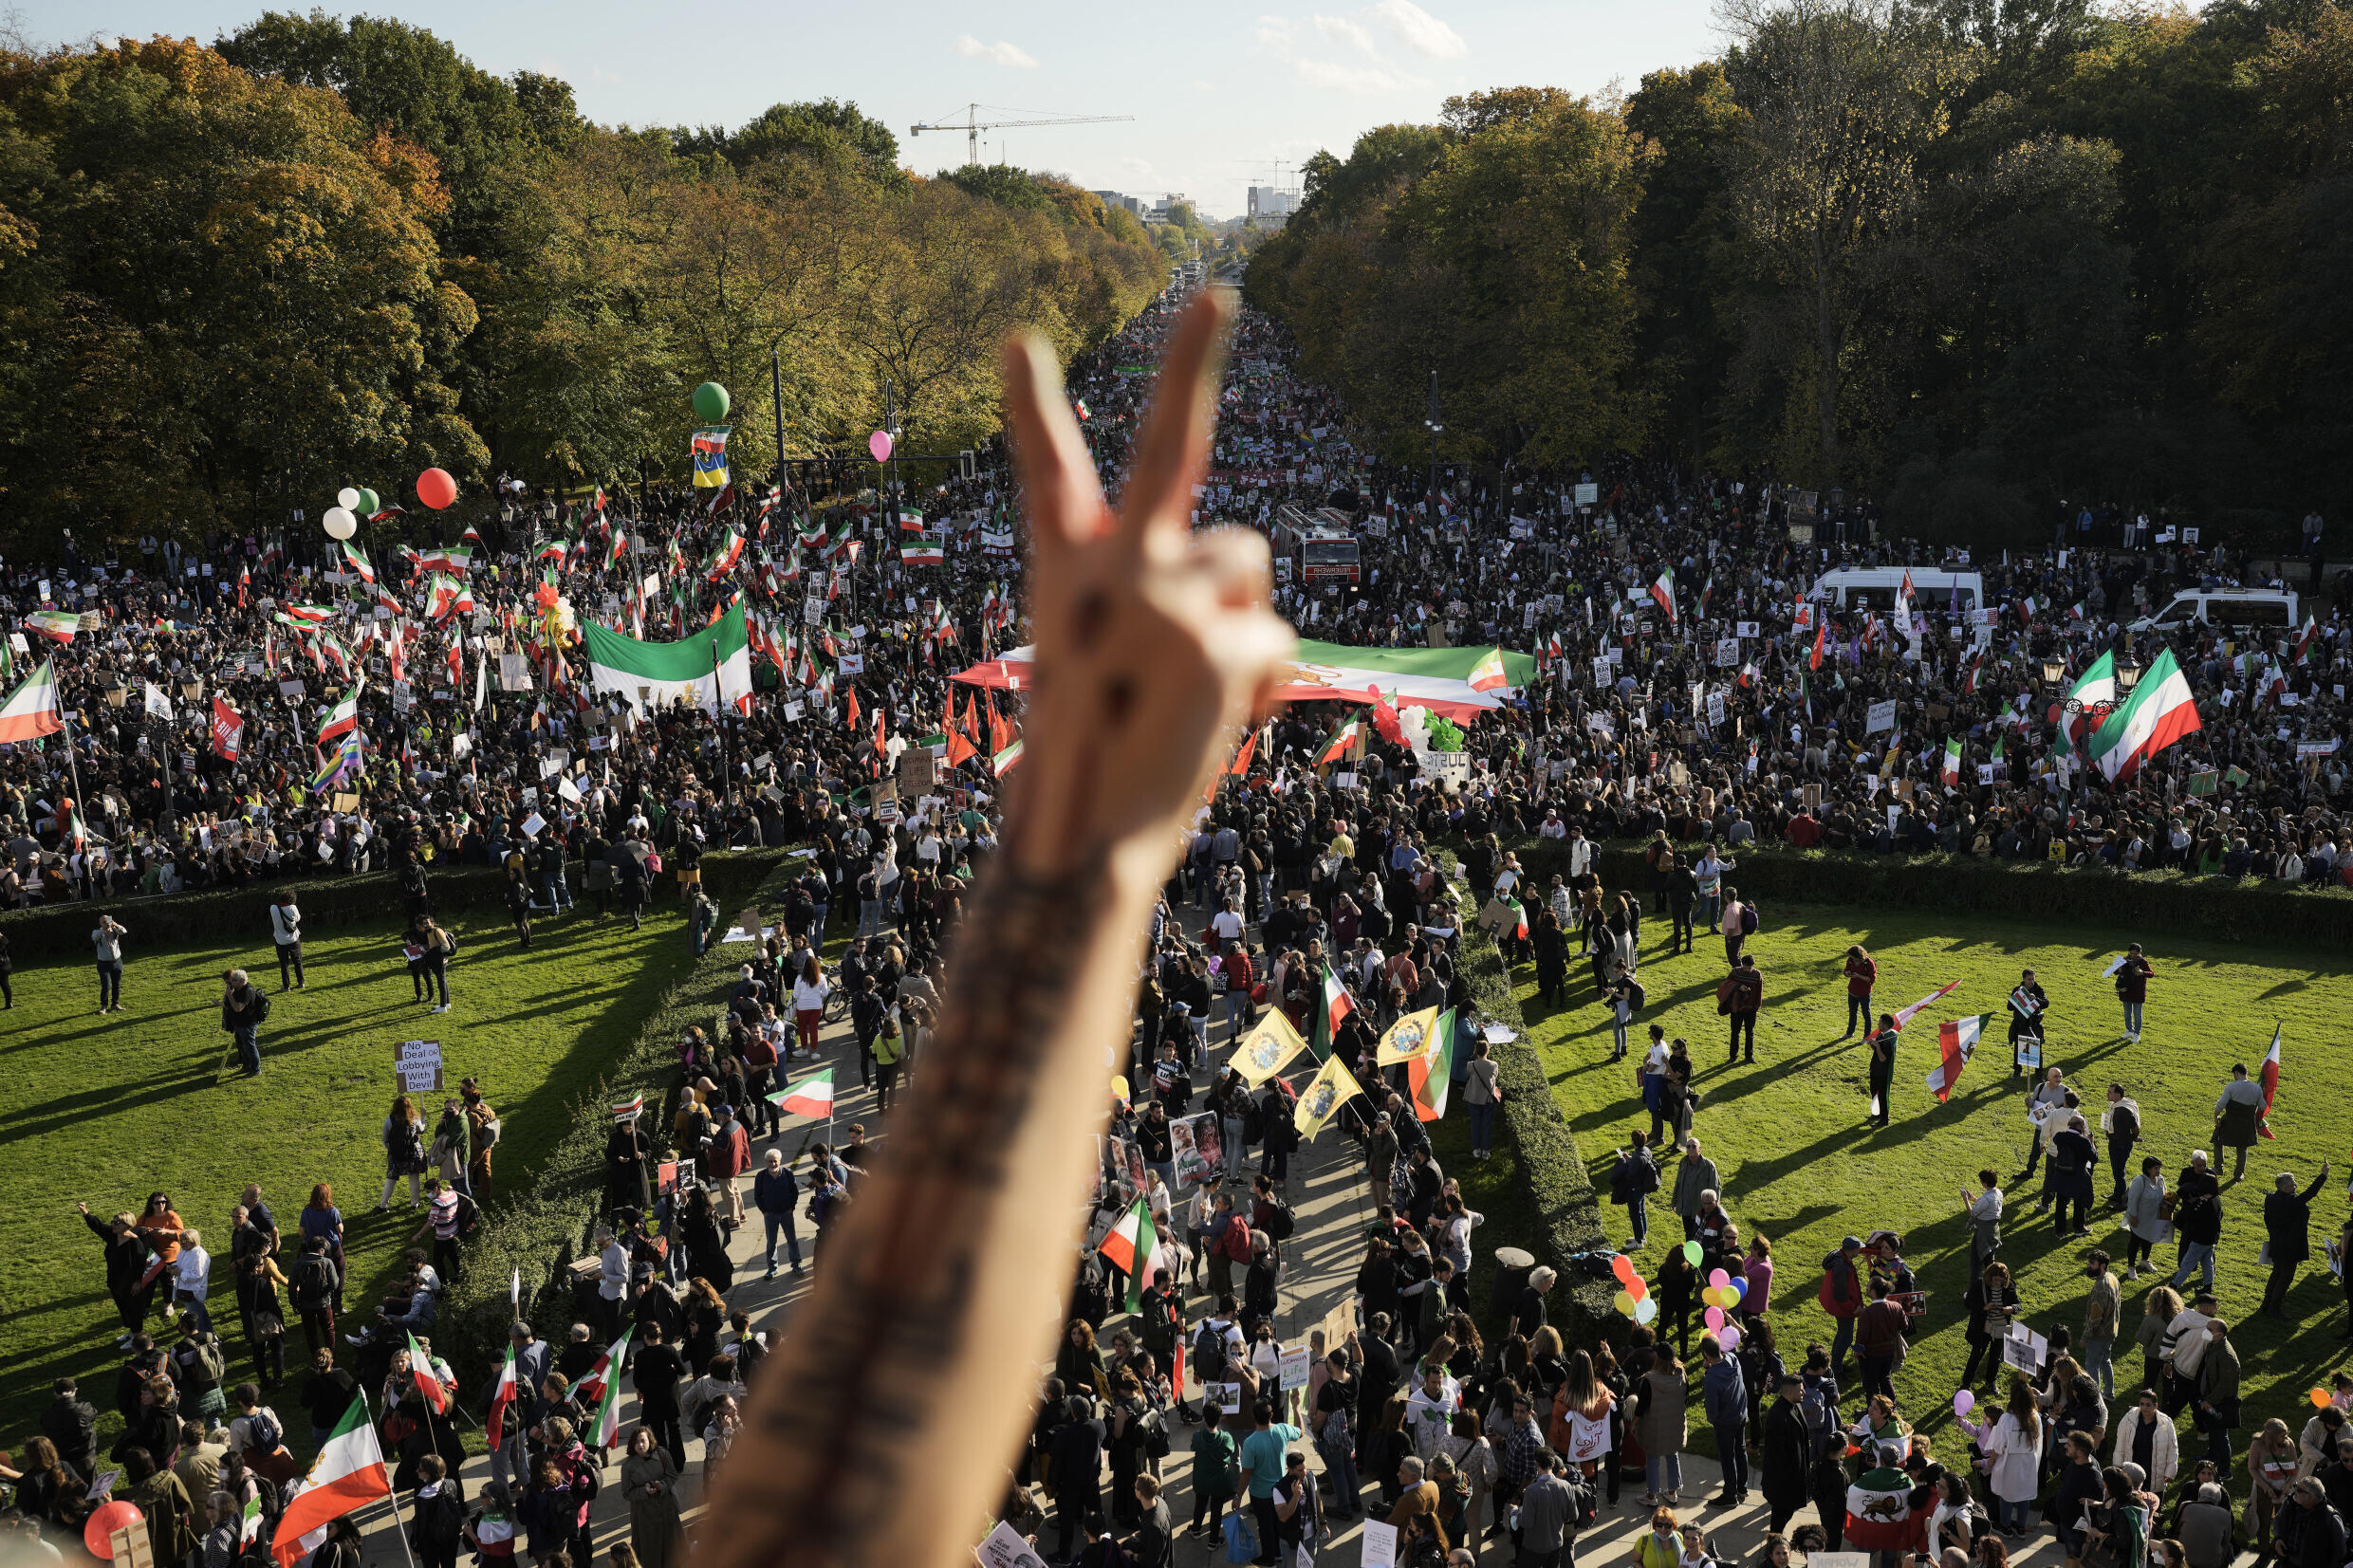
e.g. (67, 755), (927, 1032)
(318, 686), (361, 745)
(406, 1332), (449, 1413)
(574, 1328), (631, 1410)
(0, 660), (64, 744)
(1408, 1008), (1458, 1122)
(270, 1396), (389, 1568)
(1648, 567), (1677, 623)
(486, 1344), (518, 1449)
(2257, 1024), (2281, 1140)
(341, 543), (375, 584)
(1925, 1014), (1992, 1103)
(1313, 714), (1362, 766)
(239, 1492), (266, 1550)
(583, 602), (753, 716)
(2090, 648), (2201, 784)
(769, 1067), (836, 1119)
(591, 1345), (629, 1448)
(25, 610), (79, 643)
(279, 602), (335, 625)
(991, 735), (1025, 776)
(2053, 652), (2115, 755)
(1097, 1197), (1162, 1311)
(1940, 737), (1962, 786)
(1466, 647), (1507, 692)
(609, 1094), (644, 1123)
(1891, 981), (1960, 1029)
(706, 526), (745, 579)
(901, 544), (945, 566)
(1310, 963), (1356, 1060)
(1843, 1466), (1925, 1553)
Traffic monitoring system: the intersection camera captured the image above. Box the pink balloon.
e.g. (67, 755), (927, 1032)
(1704, 1305), (1726, 1331)
(868, 430), (894, 462)
(1709, 1268), (1731, 1288)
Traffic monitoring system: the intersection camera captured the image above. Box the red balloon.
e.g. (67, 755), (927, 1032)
(84, 1501), (145, 1559)
(416, 467), (458, 510)
(1610, 1254), (1638, 1286)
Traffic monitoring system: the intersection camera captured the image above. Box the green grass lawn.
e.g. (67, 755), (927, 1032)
(0, 897), (696, 1447)
(1513, 899), (2353, 1454)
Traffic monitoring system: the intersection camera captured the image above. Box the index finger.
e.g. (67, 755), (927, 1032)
(1123, 291), (1230, 548)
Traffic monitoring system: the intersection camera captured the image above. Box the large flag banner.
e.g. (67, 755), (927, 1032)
(691, 425), (732, 489)
(270, 1396), (389, 1568)
(584, 603), (754, 715)
(2091, 648), (2202, 784)
(1374, 1006), (1441, 1066)
(1843, 1467), (1925, 1553)
(1408, 1008), (1458, 1122)
(1228, 1011), (1308, 1087)
(1294, 1052), (1364, 1141)
(25, 610), (79, 643)
(0, 659), (64, 743)
(954, 637), (1538, 721)
(1925, 1014), (1992, 1102)
(211, 695), (245, 762)
(2258, 1024), (2281, 1140)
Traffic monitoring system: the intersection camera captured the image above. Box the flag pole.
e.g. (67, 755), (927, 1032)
(358, 1386), (422, 1568)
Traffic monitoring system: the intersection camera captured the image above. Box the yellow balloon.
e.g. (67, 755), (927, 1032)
(1613, 1290), (1637, 1318)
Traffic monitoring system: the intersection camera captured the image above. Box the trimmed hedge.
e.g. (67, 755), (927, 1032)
(1506, 839), (2353, 950)
(436, 855), (803, 1391)
(0, 851), (784, 964)
(1449, 877), (1620, 1349)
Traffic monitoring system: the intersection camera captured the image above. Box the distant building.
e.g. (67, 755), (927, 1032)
(1091, 189), (1146, 218)
(1247, 186), (1298, 224)
(1149, 193), (1192, 225)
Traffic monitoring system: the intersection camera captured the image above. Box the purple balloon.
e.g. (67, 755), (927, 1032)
(868, 430), (894, 463)
(1955, 1391), (1975, 1418)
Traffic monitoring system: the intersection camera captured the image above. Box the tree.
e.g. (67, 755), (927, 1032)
(1716, 0), (1975, 492)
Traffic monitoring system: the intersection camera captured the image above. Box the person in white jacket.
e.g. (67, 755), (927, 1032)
(2112, 1387), (2180, 1494)
(1962, 1383), (2045, 1535)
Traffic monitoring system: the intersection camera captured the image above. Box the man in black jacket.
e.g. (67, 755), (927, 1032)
(1759, 1376), (1812, 1533)
(1047, 1393), (1107, 1562)
(2277, 1476), (2348, 1568)
(2261, 1161), (2334, 1318)
(1353, 1318), (1400, 1479)
(78, 1203), (152, 1343)
(221, 968), (268, 1078)
(40, 1377), (98, 1478)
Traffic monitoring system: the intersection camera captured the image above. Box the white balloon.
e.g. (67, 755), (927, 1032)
(323, 507), (358, 541)
(337, 488), (361, 510)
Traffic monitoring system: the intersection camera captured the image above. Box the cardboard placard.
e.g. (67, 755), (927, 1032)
(331, 792), (360, 814)
(394, 1040), (444, 1094)
(899, 749), (936, 791)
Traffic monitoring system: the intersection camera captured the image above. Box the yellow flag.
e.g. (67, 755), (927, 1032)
(1375, 1005), (1441, 1066)
(1294, 1053), (1364, 1141)
(1228, 1010), (1308, 1087)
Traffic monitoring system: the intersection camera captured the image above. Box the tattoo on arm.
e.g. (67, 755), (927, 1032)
(711, 859), (1107, 1568)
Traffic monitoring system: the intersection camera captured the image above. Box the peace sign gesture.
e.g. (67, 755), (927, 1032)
(997, 292), (1294, 880)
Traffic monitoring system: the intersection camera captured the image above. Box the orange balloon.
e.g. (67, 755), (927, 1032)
(1628, 1277), (1649, 1301)
(2314, 1388), (2333, 1409)
(1611, 1254), (1639, 1286)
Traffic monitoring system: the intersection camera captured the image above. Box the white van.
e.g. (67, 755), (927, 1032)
(2130, 586), (2299, 634)
(1808, 566), (1987, 615)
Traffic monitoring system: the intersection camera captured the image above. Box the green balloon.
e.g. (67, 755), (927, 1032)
(693, 381), (731, 422)
(356, 488), (380, 517)
(1682, 1240), (1702, 1266)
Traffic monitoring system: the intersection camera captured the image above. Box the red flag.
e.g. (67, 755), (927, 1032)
(211, 697), (245, 762)
(2258, 1024), (2281, 1139)
(405, 1331), (449, 1414)
(1228, 729), (1257, 777)
(845, 687), (862, 732)
(873, 705), (886, 758)
(1809, 618), (1826, 672)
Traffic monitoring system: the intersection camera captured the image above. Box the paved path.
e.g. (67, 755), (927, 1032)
(327, 951), (2235, 1568)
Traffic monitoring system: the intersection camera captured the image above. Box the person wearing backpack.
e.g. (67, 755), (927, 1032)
(1611, 1131), (1662, 1250)
(173, 1315), (230, 1422)
(1719, 955), (1764, 1066)
(2102, 1082), (2143, 1212)
(1719, 886), (1751, 966)
(408, 1453), (468, 1568)
(1818, 1237), (1865, 1374)
(287, 1236), (340, 1357)
(220, 969), (269, 1079)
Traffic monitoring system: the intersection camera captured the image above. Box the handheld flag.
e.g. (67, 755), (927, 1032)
(1925, 1014), (1992, 1103)
(2090, 648), (2201, 784)
(1648, 568), (1677, 623)
(1096, 1197), (1162, 1311)
(405, 1332), (449, 1413)
(269, 1396), (390, 1568)
(1374, 1006), (1442, 1067)
(1890, 982), (1960, 1030)
(486, 1345), (517, 1449)
(2258, 1024), (2280, 1139)
(1408, 1008), (1459, 1122)
(768, 1068), (836, 1119)
(1309, 963), (1356, 1061)
(1465, 647), (1507, 692)
(0, 659), (64, 744)
(1293, 1053), (1364, 1140)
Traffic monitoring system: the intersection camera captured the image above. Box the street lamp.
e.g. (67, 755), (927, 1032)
(2040, 659), (2066, 688)
(2117, 660), (2142, 692)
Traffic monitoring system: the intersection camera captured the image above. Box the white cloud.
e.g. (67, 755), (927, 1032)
(1192, 79), (1219, 94)
(1371, 0), (1467, 59)
(1312, 13), (1378, 53)
(1252, 15), (1296, 52)
(1294, 58), (1421, 93)
(952, 34), (1039, 68)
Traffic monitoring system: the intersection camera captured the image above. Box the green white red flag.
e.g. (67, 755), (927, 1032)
(1407, 1008), (1458, 1121)
(1310, 963), (1355, 1060)
(0, 659), (64, 744)
(2090, 648), (2201, 784)
(270, 1395), (389, 1568)
(405, 1332), (448, 1413)
(768, 1067), (835, 1119)
(1925, 1014), (1992, 1103)
(1096, 1197), (1162, 1311)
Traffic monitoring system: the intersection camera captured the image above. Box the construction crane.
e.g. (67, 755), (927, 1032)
(908, 103), (1134, 167)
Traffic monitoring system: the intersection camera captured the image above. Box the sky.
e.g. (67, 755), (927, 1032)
(28, 0), (1729, 218)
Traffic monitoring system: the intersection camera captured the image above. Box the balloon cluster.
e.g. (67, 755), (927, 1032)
(1608, 1254), (1658, 1325)
(1692, 1262), (1750, 1348)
